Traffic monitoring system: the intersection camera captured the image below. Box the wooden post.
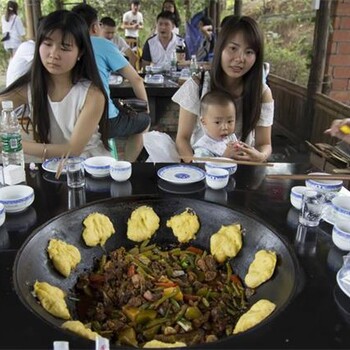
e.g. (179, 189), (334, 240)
(24, 0), (34, 39)
(234, 0), (243, 16)
(303, 0), (331, 143)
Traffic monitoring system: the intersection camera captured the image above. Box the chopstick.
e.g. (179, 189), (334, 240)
(182, 156), (274, 167)
(55, 150), (71, 179)
(266, 174), (350, 181)
(332, 168), (350, 174)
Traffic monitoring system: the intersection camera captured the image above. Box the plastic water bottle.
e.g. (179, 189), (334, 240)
(170, 49), (177, 76)
(1, 100), (25, 169)
(190, 54), (198, 76)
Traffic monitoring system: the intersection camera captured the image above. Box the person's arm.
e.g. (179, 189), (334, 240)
(325, 118), (350, 144)
(0, 85), (27, 108)
(176, 107), (197, 162)
(118, 64), (149, 112)
(141, 41), (151, 69)
(23, 85), (106, 158)
(232, 87), (273, 162)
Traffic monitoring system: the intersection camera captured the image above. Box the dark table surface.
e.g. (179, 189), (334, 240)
(1, 162), (350, 350)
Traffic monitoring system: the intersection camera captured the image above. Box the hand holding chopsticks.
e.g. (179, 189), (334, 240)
(182, 156), (274, 167)
(55, 150), (71, 179)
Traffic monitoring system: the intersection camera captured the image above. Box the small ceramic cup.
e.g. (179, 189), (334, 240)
(331, 196), (350, 222)
(332, 219), (350, 251)
(205, 168), (229, 190)
(110, 161), (132, 182)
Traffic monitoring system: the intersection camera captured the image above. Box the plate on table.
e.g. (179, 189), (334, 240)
(337, 266), (350, 298)
(157, 165), (205, 185)
(42, 157), (85, 174)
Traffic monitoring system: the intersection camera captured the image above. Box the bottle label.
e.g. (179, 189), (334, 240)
(2, 134), (23, 153)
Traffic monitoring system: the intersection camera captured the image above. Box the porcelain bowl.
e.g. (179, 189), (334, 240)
(305, 172), (343, 193)
(205, 158), (237, 176)
(331, 196), (350, 222)
(332, 220), (350, 251)
(110, 161), (132, 182)
(0, 203), (5, 226)
(84, 156), (115, 177)
(205, 168), (229, 190)
(290, 186), (309, 210)
(0, 185), (34, 213)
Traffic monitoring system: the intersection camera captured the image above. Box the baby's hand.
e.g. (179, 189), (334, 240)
(222, 141), (238, 158)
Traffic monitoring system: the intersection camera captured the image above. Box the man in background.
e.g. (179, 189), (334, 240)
(141, 11), (189, 69)
(122, 0), (143, 46)
(100, 16), (137, 68)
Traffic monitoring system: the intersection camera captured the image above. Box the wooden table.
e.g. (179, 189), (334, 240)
(110, 77), (179, 125)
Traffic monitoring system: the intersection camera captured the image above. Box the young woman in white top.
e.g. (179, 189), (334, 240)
(172, 15), (274, 163)
(0, 10), (110, 160)
(1, 1), (25, 58)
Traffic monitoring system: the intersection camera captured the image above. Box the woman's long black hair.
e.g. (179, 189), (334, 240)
(210, 16), (264, 142)
(1, 10), (109, 150)
(162, 0), (181, 28)
(5, 1), (18, 21)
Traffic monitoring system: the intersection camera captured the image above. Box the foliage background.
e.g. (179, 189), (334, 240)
(0, 0), (314, 86)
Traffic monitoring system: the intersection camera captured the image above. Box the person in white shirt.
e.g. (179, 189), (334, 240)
(6, 39), (34, 86)
(122, 0), (143, 40)
(100, 16), (137, 69)
(141, 11), (189, 69)
(1, 1), (25, 58)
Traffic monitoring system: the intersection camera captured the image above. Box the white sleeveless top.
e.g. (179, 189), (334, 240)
(172, 72), (274, 147)
(29, 80), (110, 158)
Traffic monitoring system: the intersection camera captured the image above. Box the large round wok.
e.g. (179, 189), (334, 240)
(13, 196), (300, 348)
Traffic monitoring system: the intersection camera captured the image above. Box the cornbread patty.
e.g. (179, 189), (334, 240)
(33, 281), (71, 320)
(210, 223), (242, 263)
(166, 208), (200, 243)
(127, 205), (160, 242)
(233, 299), (276, 334)
(244, 250), (277, 288)
(47, 239), (81, 277)
(62, 320), (98, 341)
(82, 212), (115, 247)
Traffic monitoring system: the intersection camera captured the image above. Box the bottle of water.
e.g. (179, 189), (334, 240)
(190, 54), (198, 76)
(1, 100), (25, 169)
(170, 49), (177, 77)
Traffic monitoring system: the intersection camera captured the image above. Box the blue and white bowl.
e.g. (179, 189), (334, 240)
(305, 172), (343, 193)
(290, 186), (309, 210)
(205, 158), (237, 176)
(0, 185), (34, 213)
(331, 196), (350, 222)
(110, 161), (132, 182)
(332, 220), (350, 251)
(205, 168), (229, 190)
(84, 156), (115, 177)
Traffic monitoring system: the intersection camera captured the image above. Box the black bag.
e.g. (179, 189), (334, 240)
(1, 32), (10, 42)
(114, 98), (148, 114)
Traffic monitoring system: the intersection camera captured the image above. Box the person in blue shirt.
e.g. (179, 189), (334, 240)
(72, 4), (150, 162)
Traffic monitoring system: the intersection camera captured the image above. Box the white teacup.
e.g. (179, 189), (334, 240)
(110, 161), (132, 182)
(331, 196), (350, 222)
(332, 219), (350, 251)
(205, 168), (229, 190)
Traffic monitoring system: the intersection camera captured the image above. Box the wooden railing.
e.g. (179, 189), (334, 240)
(269, 74), (350, 148)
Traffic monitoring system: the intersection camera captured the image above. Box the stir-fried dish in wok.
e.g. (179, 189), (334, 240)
(74, 241), (256, 347)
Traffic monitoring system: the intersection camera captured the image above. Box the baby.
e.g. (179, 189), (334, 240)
(193, 90), (238, 158)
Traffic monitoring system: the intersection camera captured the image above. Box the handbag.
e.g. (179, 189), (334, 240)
(1, 32), (10, 42)
(1, 15), (16, 42)
(114, 98), (148, 114)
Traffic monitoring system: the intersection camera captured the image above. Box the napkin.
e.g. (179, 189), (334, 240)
(3, 165), (26, 185)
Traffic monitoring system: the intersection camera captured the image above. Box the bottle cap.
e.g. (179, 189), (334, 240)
(1, 100), (13, 110)
(53, 341), (69, 350)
